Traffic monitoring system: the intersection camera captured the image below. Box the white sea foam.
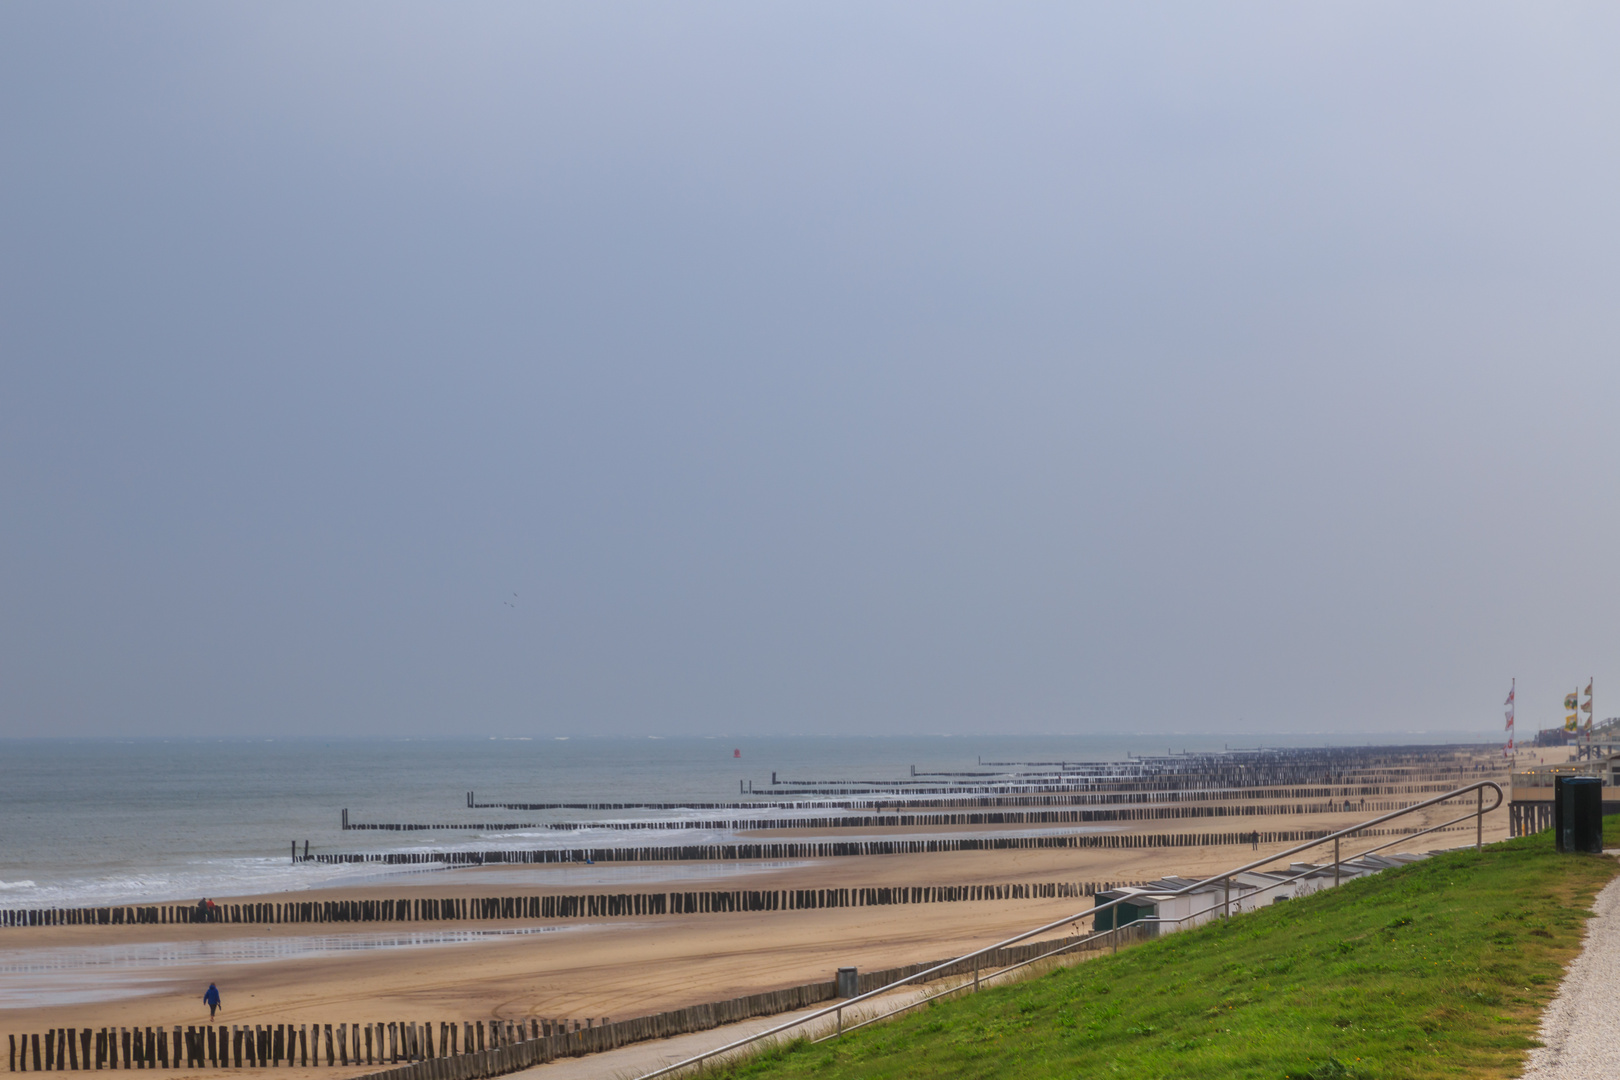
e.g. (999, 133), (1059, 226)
(0, 860), (417, 911)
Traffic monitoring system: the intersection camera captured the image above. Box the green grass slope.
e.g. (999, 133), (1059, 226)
(721, 829), (1617, 1080)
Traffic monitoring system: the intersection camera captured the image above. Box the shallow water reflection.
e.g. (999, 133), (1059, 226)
(0, 925), (581, 1007)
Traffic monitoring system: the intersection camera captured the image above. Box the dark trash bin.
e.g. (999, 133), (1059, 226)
(1558, 776), (1603, 853)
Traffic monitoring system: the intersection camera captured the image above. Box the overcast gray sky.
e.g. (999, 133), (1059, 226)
(2, 3), (1617, 739)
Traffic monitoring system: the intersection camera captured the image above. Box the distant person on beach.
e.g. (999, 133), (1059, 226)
(204, 983), (221, 1019)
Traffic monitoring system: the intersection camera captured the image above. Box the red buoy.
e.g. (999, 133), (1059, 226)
(734, 748), (741, 758)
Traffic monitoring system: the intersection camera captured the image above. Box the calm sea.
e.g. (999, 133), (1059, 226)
(0, 734), (1491, 909)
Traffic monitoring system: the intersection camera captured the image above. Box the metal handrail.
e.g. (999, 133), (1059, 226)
(632, 779), (1503, 1079)
(811, 785), (1502, 1041)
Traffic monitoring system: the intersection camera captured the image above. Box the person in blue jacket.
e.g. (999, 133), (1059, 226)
(203, 983), (221, 1019)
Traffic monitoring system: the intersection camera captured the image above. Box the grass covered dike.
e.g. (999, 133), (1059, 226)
(718, 824), (1620, 1080)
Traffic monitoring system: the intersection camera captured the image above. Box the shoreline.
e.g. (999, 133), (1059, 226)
(2, 742), (1514, 1063)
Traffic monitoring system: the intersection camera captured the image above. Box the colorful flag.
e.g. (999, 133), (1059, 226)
(1566, 692), (1580, 710)
(1505, 686), (1515, 706)
(1582, 700), (1593, 713)
(1566, 713), (1579, 732)
(1586, 680), (1594, 698)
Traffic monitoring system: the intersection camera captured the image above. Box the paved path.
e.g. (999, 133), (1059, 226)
(1521, 868), (1620, 1078)
(505, 982), (952, 1080)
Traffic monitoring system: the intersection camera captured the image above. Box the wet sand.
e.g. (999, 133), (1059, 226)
(1, 797), (1500, 1040)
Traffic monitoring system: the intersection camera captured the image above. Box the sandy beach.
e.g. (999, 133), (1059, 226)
(2, 796), (1500, 1047)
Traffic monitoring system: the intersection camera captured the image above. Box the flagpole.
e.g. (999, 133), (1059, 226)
(1506, 676), (1509, 761)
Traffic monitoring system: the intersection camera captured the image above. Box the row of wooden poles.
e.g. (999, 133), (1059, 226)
(0, 880), (1123, 929)
(9, 1018), (593, 1072)
(348, 796), (1464, 832)
(752, 749), (1494, 791)
(8, 927), (1144, 1074)
(3, 822), (1477, 931)
(740, 766), (1497, 797)
(464, 777), (1467, 812)
(302, 823), (1470, 867)
(734, 762), (1491, 797)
